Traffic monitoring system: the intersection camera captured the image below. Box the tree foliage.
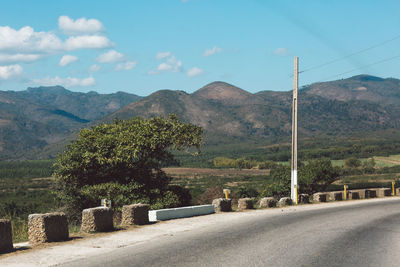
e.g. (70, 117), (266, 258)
(344, 157), (362, 168)
(262, 158), (341, 198)
(213, 157), (276, 169)
(53, 115), (203, 219)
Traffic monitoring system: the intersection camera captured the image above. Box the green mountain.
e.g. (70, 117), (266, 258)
(0, 86), (142, 159)
(2, 75), (400, 160)
(107, 75), (400, 145)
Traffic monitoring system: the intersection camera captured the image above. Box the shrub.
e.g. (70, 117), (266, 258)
(262, 159), (341, 198)
(197, 186), (224, 205)
(344, 157), (361, 168)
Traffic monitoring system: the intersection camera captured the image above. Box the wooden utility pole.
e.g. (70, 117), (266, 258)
(291, 56), (298, 202)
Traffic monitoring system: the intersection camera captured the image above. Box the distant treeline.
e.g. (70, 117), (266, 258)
(174, 138), (400, 167)
(0, 160), (54, 179)
(213, 157), (277, 169)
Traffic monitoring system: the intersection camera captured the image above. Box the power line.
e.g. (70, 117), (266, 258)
(317, 54), (400, 82)
(299, 34), (400, 74)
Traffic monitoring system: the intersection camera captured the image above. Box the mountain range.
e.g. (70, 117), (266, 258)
(1, 74), (400, 160)
(0, 87), (141, 159)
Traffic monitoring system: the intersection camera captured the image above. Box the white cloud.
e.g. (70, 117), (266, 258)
(156, 51), (172, 60)
(0, 64), (23, 80)
(59, 55), (78, 66)
(97, 50), (123, 63)
(58, 16), (104, 35)
(115, 61), (137, 71)
(89, 64), (101, 72)
(157, 62), (173, 72)
(33, 76), (95, 87)
(187, 67), (204, 77)
(0, 26), (63, 53)
(150, 52), (182, 75)
(0, 53), (41, 63)
(0, 26), (112, 54)
(203, 46), (222, 57)
(65, 35), (112, 51)
(274, 48), (288, 56)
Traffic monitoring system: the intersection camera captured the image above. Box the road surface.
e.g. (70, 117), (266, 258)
(2, 198), (400, 266)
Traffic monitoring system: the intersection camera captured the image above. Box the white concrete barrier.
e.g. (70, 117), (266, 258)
(149, 205), (215, 222)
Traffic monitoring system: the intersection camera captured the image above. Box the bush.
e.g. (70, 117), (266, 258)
(236, 186), (259, 198)
(344, 157), (361, 168)
(262, 159), (341, 198)
(261, 165), (290, 199)
(197, 186), (224, 205)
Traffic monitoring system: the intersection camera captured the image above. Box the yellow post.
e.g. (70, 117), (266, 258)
(104, 199), (107, 207)
(344, 185), (347, 200)
(224, 189), (230, 199)
(295, 185), (298, 205)
(392, 181), (395, 196)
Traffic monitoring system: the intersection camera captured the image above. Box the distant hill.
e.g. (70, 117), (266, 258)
(2, 75), (400, 160)
(0, 86), (142, 159)
(107, 76), (400, 145)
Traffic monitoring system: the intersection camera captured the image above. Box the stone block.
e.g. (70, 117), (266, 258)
(327, 191), (342, 201)
(238, 198), (254, 210)
(350, 189), (365, 199)
(28, 212), (69, 245)
(259, 197), (276, 208)
(0, 219), (13, 253)
(299, 194), (310, 204)
(349, 191), (360, 200)
(278, 197), (292, 207)
(212, 198), (232, 212)
(396, 188), (400, 196)
(81, 207), (113, 233)
(365, 189), (377, 198)
(121, 204), (149, 225)
(376, 188), (391, 198)
(313, 193), (327, 203)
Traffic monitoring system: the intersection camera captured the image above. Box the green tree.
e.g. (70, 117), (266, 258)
(262, 158), (340, 198)
(261, 164), (290, 198)
(298, 158), (340, 194)
(344, 157), (361, 168)
(53, 115), (203, 219)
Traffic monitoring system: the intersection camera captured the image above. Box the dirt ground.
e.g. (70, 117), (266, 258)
(162, 167), (270, 178)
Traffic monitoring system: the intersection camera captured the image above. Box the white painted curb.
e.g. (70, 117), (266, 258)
(149, 205), (215, 222)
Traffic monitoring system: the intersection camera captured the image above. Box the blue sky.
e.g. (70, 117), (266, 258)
(0, 0), (399, 95)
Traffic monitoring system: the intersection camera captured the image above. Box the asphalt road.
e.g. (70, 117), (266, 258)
(57, 198), (400, 267)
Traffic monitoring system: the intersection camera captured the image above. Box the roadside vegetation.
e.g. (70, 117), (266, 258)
(2, 128), (400, 242)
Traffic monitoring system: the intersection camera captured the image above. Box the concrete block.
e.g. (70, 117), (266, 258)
(259, 197), (276, 208)
(212, 198), (232, 212)
(0, 219), (13, 253)
(327, 191), (343, 201)
(349, 191), (360, 200)
(28, 212), (69, 245)
(299, 194), (310, 204)
(278, 197), (292, 207)
(365, 189), (377, 198)
(238, 198), (254, 210)
(148, 205), (214, 222)
(313, 193), (327, 203)
(396, 188), (400, 196)
(376, 188), (391, 198)
(81, 207), (113, 233)
(121, 204), (149, 226)
(350, 189), (366, 199)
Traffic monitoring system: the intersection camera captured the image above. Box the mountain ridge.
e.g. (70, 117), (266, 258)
(1, 74), (400, 159)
